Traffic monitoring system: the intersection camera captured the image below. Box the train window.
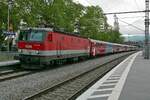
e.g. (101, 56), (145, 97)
(29, 31), (44, 41)
(19, 30), (45, 42)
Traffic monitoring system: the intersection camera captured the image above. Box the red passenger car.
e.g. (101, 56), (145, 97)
(89, 39), (106, 56)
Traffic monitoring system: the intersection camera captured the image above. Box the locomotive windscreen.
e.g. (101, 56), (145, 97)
(19, 30), (45, 42)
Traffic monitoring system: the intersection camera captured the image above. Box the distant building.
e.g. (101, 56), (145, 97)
(113, 14), (119, 32)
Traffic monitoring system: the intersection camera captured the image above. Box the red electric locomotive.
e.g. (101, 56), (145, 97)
(17, 28), (91, 68)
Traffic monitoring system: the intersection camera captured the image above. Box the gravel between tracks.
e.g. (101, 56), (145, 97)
(0, 52), (133, 100)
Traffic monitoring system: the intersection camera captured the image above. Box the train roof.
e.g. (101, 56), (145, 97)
(21, 27), (88, 39)
(90, 39), (113, 44)
(89, 39), (134, 47)
(21, 27), (53, 32)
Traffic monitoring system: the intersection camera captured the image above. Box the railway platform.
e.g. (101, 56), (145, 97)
(0, 60), (20, 67)
(76, 51), (150, 100)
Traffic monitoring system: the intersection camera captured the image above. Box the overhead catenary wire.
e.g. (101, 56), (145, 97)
(118, 16), (145, 19)
(118, 18), (144, 32)
(104, 10), (149, 15)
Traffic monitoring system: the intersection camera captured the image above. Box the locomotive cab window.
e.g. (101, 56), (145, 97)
(19, 30), (45, 42)
(29, 31), (43, 41)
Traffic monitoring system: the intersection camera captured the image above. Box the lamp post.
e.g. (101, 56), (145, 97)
(7, 0), (13, 31)
(7, 0), (13, 51)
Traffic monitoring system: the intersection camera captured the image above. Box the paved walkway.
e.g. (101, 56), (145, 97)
(76, 51), (150, 100)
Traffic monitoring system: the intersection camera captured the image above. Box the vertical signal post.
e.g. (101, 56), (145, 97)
(144, 0), (149, 59)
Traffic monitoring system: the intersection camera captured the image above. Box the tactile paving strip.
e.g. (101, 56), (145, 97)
(76, 52), (140, 100)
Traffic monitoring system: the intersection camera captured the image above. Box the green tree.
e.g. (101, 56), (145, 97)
(79, 6), (106, 38)
(0, 0), (124, 44)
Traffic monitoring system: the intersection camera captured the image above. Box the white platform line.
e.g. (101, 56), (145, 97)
(95, 88), (114, 92)
(105, 80), (119, 83)
(108, 51), (140, 100)
(100, 83), (117, 86)
(110, 75), (120, 77)
(111, 74), (122, 77)
(107, 78), (120, 81)
(76, 52), (137, 100)
(108, 77), (120, 79)
(88, 94), (110, 99)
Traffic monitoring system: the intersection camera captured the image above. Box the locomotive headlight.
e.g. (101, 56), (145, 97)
(36, 50), (39, 54)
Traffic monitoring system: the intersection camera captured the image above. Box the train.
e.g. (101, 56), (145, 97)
(17, 27), (136, 69)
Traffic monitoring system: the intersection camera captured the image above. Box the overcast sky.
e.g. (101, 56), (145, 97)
(74, 0), (145, 36)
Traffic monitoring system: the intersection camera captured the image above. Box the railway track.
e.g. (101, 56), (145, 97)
(0, 69), (17, 76)
(0, 62), (33, 82)
(0, 70), (34, 82)
(23, 52), (133, 100)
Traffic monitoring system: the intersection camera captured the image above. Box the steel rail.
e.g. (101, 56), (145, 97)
(104, 10), (149, 15)
(0, 70), (21, 76)
(0, 71), (34, 82)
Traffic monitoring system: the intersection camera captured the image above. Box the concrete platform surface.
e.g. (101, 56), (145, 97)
(76, 51), (150, 100)
(0, 60), (20, 67)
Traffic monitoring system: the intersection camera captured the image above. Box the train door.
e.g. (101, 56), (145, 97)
(91, 42), (96, 56)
